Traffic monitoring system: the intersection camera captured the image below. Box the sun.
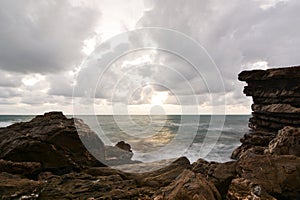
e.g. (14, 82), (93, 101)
(151, 91), (168, 105)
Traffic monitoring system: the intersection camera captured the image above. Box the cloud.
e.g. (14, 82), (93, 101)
(1, 0), (299, 114)
(134, 0), (300, 106)
(0, 70), (23, 87)
(0, 0), (101, 74)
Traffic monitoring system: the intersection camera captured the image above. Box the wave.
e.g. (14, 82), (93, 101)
(0, 121), (15, 127)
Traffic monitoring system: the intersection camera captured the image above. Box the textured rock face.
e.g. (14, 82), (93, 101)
(0, 160), (41, 178)
(191, 159), (236, 199)
(268, 126), (300, 156)
(238, 66), (300, 132)
(0, 157), (191, 200)
(153, 169), (221, 200)
(0, 112), (105, 171)
(232, 66), (300, 159)
(236, 155), (300, 199)
(227, 178), (276, 200)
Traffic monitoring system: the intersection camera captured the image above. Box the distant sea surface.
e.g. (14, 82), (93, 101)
(0, 115), (250, 163)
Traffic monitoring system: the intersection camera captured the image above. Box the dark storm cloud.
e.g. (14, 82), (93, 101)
(138, 0), (300, 72)
(135, 0), (300, 105)
(1, 0), (300, 113)
(0, 0), (100, 74)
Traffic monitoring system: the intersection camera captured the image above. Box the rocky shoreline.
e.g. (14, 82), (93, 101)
(1, 66), (300, 199)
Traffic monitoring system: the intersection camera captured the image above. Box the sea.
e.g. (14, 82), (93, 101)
(0, 115), (250, 163)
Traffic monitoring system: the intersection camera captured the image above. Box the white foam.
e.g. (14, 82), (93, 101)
(0, 121), (14, 127)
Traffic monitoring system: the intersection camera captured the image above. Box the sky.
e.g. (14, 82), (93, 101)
(0, 0), (299, 115)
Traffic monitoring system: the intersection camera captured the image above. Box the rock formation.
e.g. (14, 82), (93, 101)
(0, 112), (105, 173)
(232, 66), (300, 160)
(238, 66), (300, 132)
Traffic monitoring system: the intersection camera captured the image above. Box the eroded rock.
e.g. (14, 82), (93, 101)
(0, 112), (105, 172)
(154, 169), (221, 200)
(268, 126), (300, 156)
(236, 155), (300, 199)
(227, 178), (276, 200)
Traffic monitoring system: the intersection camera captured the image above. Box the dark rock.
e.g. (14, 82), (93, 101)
(240, 131), (276, 146)
(232, 66), (300, 160)
(268, 126), (300, 156)
(191, 158), (236, 199)
(236, 155), (300, 199)
(231, 144), (267, 160)
(0, 112), (105, 173)
(231, 130), (276, 159)
(153, 169), (221, 200)
(227, 178), (276, 200)
(238, 66), (300, 133)
(238, 66), (300, 81)
(0, 157), (192, 200)
(105, 145), (137, 166)
(116, 141), (132, 152)
(0, 160), (41, 179)
(136, 157), (191, 188)
(0, 172), (42, 200)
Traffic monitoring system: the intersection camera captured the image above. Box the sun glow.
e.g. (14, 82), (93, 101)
(151, 91), (168, 105)
(22, 74), (45, 86)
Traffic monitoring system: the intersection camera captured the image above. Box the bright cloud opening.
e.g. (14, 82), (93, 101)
(150, 91), (168, 105)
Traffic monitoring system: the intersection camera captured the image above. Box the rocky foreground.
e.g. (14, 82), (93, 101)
(1, 66), (300, 199)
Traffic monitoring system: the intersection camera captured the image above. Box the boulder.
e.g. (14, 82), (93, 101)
(231, 130), (276, 159)
(268, 126), (300, 156)
(105, 145), (137, 166)
(191, 158), (236, 199)
(0, 112), (105, 172)
(136, 157), (191, 188)
(153, 169), (221, 200)
(236, 155), (300, 199)
(227, 178), (276, 200)
(116, 141), (132, 152)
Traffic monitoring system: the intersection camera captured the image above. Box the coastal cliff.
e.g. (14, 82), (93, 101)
(0, 66), (300, 199)
(232, 66), (300, 161)
(239, 66), (300, 132)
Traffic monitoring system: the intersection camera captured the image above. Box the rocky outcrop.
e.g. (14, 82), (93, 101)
(0, 112), (105, 172)
(105, 141), (141, 166)
(0, 157), (191, 200)
(0, 112), (142, 173)
(0, 159), (41, 178)
(227, 178), (276, 200)
(268, 126), (300, 156)
(191, 159), (237, 199)
(238, 66), (300, 132)
(232, 66), (300, 159)
(235, 155), (300, 199)
(153, 169), (221, 200)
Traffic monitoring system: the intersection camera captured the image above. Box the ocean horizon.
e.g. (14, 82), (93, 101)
(0, 114), (250, 163)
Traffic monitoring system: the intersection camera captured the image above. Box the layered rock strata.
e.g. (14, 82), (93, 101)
(238, 66), (300, 132)
(232, 66), (300, 160)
